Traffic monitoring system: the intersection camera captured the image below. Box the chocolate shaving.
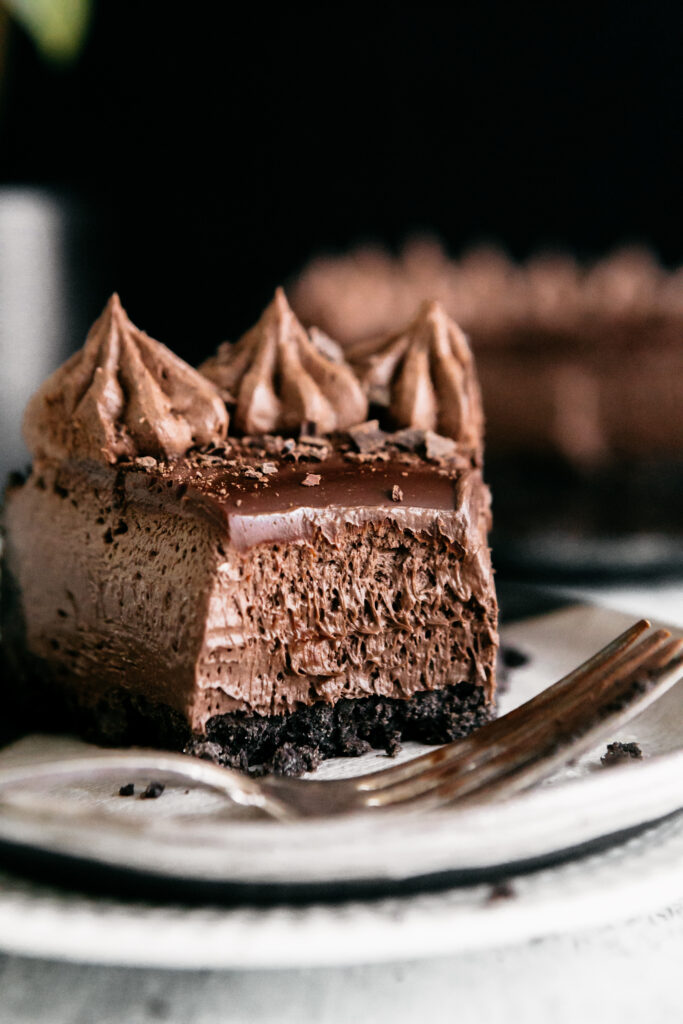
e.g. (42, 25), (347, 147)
(390, 428), (426, 453)
(262, 436), (286, 455)
(299, 434), (329, 448)
(299, 420), (320, 438)
(298, 441), (330, 461)
(424, 431), (458, 461)
(348, 420), (387, 454)
(344, 450), (390, 464)
(301, 473), (321, 487)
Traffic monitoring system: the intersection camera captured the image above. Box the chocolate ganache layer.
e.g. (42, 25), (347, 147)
(2, 293), (498, 774)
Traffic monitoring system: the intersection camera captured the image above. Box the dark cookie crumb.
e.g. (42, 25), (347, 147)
(270, 742), (322, 776)
(501, 645), (530, 669)
(185, 739), (225, 763)
(118, 782), (135, 797)
(384, 733), (402, 757)
(3, 613), (493, 780)
(140, 781), (165, 799)
(601, 741), (643, 766)
(487, 880), (515, 902)
(201, 680), (492, 776)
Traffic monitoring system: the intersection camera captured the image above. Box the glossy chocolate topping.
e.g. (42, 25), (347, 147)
(23, 293), (229, 464)
(199, 289), (368, 435)
(348, 301), (484, 455)
(148, 444), (490, 556)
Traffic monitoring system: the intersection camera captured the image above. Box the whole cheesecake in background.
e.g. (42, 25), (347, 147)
(292, 240), (683, 464)
(293, 241), (683, 569)
(2, 290), (498, 774)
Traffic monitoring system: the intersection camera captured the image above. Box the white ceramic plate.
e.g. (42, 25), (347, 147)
(0, 595), (681, 969)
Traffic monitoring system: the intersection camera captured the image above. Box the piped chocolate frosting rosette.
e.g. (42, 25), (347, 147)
(348, 300), (484, 462)
(24, 293), (229, 463)
(199, 289), (368, 436)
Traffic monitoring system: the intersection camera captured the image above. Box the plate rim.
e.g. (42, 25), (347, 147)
(0, 600), (681, 894)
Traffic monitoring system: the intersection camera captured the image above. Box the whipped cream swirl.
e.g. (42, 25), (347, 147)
(23, 294), (229, 463)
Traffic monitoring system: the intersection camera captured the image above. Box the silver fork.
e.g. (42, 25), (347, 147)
(0, 621), (681, 822)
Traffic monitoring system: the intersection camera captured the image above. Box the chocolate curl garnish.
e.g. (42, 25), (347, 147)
(349, 300), (484, 453)
(23, 293), (229, 463)
(199, 288), (368, 435)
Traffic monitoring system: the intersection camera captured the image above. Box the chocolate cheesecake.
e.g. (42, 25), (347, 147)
(2, 291), (498, 774)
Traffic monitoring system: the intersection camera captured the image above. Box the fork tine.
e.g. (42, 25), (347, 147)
(260, 619), (655, 815)
(359, 630), (681, 811)
(363, 631), (669, 805)
(459, 639), (683, 806)
(352, 618), (652, 795)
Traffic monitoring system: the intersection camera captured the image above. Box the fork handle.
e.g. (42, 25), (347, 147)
(0, 750), (295, 821)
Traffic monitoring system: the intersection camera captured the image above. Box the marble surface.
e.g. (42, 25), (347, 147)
(0, 902), (682, 1024)
(1, 580), (682, 1023)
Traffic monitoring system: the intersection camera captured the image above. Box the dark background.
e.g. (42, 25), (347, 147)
(2, 4), (682, 361)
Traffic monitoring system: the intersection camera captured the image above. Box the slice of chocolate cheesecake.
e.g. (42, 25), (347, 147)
(2, 291), (498, 774)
